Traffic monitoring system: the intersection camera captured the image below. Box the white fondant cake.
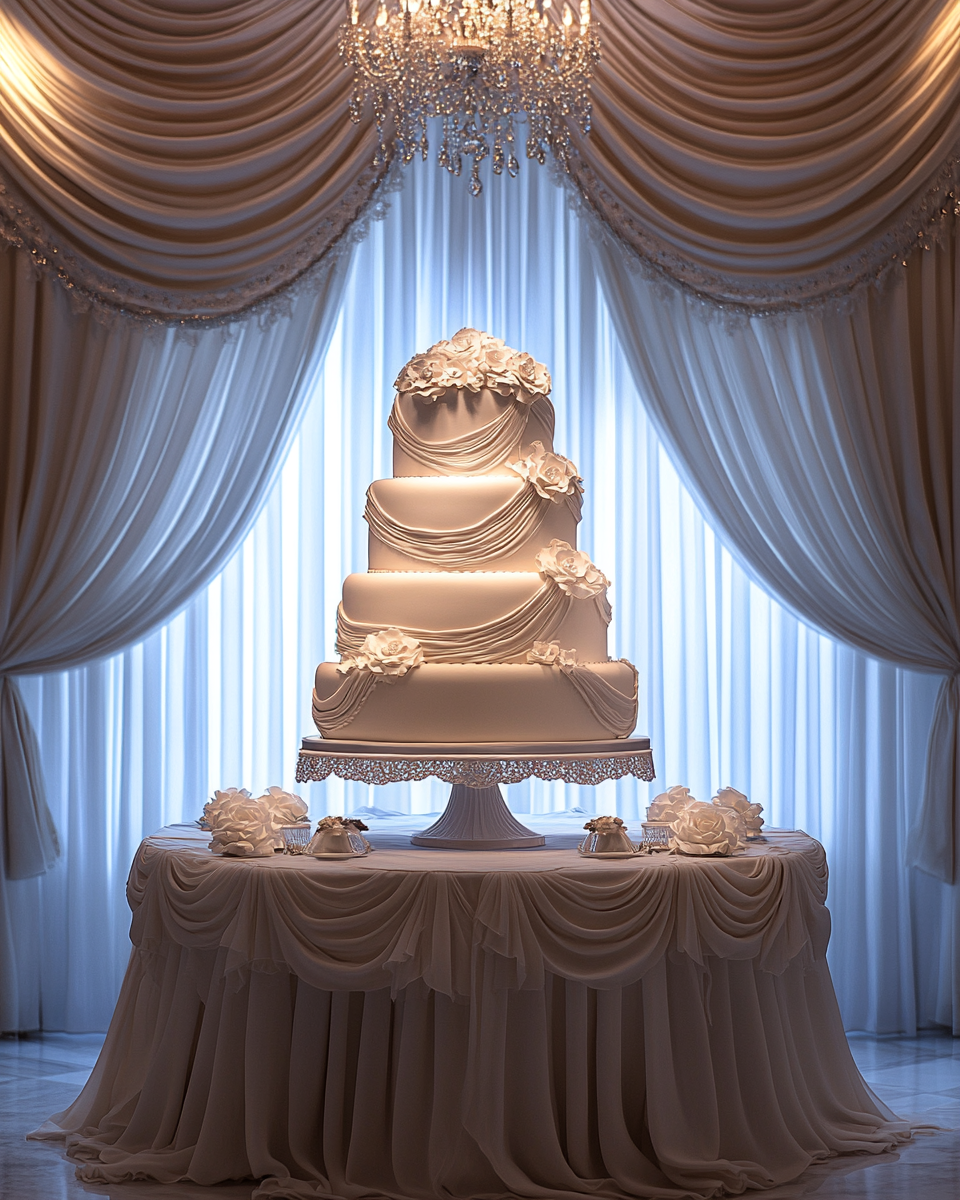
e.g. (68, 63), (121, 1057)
(312, 329), (639, 743)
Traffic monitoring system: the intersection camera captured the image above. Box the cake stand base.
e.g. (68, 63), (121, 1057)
(410, 784), (545, 850)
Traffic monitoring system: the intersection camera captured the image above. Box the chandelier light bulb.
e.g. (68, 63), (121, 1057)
(340, 0), (599, 195)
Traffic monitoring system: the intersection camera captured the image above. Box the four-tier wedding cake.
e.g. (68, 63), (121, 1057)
(312, 329), (639, 744)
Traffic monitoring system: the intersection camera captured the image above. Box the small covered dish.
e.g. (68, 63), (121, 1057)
(306, 816), (371, 858)
(578, 815), (638, 858)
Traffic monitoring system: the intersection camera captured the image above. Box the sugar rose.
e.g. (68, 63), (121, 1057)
(394, 352), (451, 400)
(448, 327), (491, 358)
(536, 539), (609, 599)
(526, 641), (578, 672)
(670, 801), (745, 856)
(356, 628), (425, 676)
(510, 441), (583, 502)
(510, 351), (551, 402)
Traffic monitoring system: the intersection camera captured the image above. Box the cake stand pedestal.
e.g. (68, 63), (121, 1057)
(296, 736), (655, 850)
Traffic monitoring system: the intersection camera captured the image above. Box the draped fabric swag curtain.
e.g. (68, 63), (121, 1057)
(0, 242), (351, 1030)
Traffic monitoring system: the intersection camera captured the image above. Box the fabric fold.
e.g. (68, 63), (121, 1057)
(0, 674), (58, 879)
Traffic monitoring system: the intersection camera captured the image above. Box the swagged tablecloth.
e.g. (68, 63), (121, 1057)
(31, 819), (913, 1200)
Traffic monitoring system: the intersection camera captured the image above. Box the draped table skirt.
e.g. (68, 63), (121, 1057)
(30, 824), (913, 1199)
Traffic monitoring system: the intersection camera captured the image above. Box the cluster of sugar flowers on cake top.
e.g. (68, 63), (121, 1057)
(338, 628), (425, 676)
(510, 441), (583, 501)
(536, 539), (609, 599)
(394, 328), (551, 404)
(526, 640), (579, 672)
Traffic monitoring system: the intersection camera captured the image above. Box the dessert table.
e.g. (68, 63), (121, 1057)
(31, 818), (912, 1200)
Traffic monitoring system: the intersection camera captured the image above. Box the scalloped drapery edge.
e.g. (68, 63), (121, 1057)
(564, 141), (960, 320)
(0, 156), (400, 330)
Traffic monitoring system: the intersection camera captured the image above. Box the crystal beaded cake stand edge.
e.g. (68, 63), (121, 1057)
(296, 736), (655, 850)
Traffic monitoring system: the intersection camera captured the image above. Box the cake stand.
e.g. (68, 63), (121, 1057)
(296, 735), (655, 849)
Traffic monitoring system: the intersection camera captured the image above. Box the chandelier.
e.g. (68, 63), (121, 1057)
(340, 0), (599, 196)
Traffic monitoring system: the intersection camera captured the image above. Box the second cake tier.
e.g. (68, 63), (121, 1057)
(337, 571), (610, 664)
(365, 476), (580, 571)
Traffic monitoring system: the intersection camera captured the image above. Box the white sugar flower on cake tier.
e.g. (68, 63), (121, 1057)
(203, 787), (252, 830)
(526, 641), (578, 673)
(510, 441), (583, 501)
(260, 786), (308, 825)
(713, 786), (764, 838)
(208, 797), (284, 857)
(646, 785), (694, 823)
(510, 351), (551, 403)
(536, 539), (609, 599)
(670, 801), (746, 857)
(338, 629), (425, 677)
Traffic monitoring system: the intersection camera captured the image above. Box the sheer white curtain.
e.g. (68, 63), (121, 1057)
(12, 160), (954, 1035)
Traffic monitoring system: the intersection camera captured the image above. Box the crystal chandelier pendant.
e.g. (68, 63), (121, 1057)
(340, 0), (600, 196)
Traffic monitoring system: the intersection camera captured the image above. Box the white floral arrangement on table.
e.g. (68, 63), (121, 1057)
(261, 786), (308, 826)
(670, 800), (747, 857)
(510, 441), (583, 501)
(394, 328), (551, 405)
(202, 786), (252, 830)
(338, 629), (425, 676)
(646, 785), (695, 823)
(713, 786), (765, 839)
(208, 796), (285, 858)
(526, 641), (578, 672)
(536, 539), (609, 599)
(202, 786), (309, 857)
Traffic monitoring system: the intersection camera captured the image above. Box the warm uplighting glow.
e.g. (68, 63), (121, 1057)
(340, 0), (600, 196)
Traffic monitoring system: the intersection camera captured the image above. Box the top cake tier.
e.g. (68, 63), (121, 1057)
(390, 329), (555, 477)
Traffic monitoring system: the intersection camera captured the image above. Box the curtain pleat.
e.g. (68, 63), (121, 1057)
(592, 218), (960, 885)
(0, 237), (352, 1028)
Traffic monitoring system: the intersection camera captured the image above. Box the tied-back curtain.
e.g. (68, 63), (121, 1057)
(578, 0), (960, 308)
(592, 218), (960, 881)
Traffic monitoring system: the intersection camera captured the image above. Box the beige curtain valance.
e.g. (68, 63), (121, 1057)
(576, 0), (960, 308)
(0, 0), (383, 320)
(2, 2), (960, 315)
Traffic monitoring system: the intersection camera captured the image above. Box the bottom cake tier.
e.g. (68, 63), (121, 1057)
(313, 660), (639, 742)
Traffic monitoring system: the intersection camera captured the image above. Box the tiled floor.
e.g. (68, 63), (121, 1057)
(2, 1030), (957, 1199)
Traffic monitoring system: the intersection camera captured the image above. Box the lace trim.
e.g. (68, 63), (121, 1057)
(336, 578), (574, 663)
(565, 140), (960, 318)
(295, 748), (657, 786)
(563, 660), (638, 738)
(364, 480), (582, 567)
(388, 395), (531, 475)
(0, 157), (397, 329)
